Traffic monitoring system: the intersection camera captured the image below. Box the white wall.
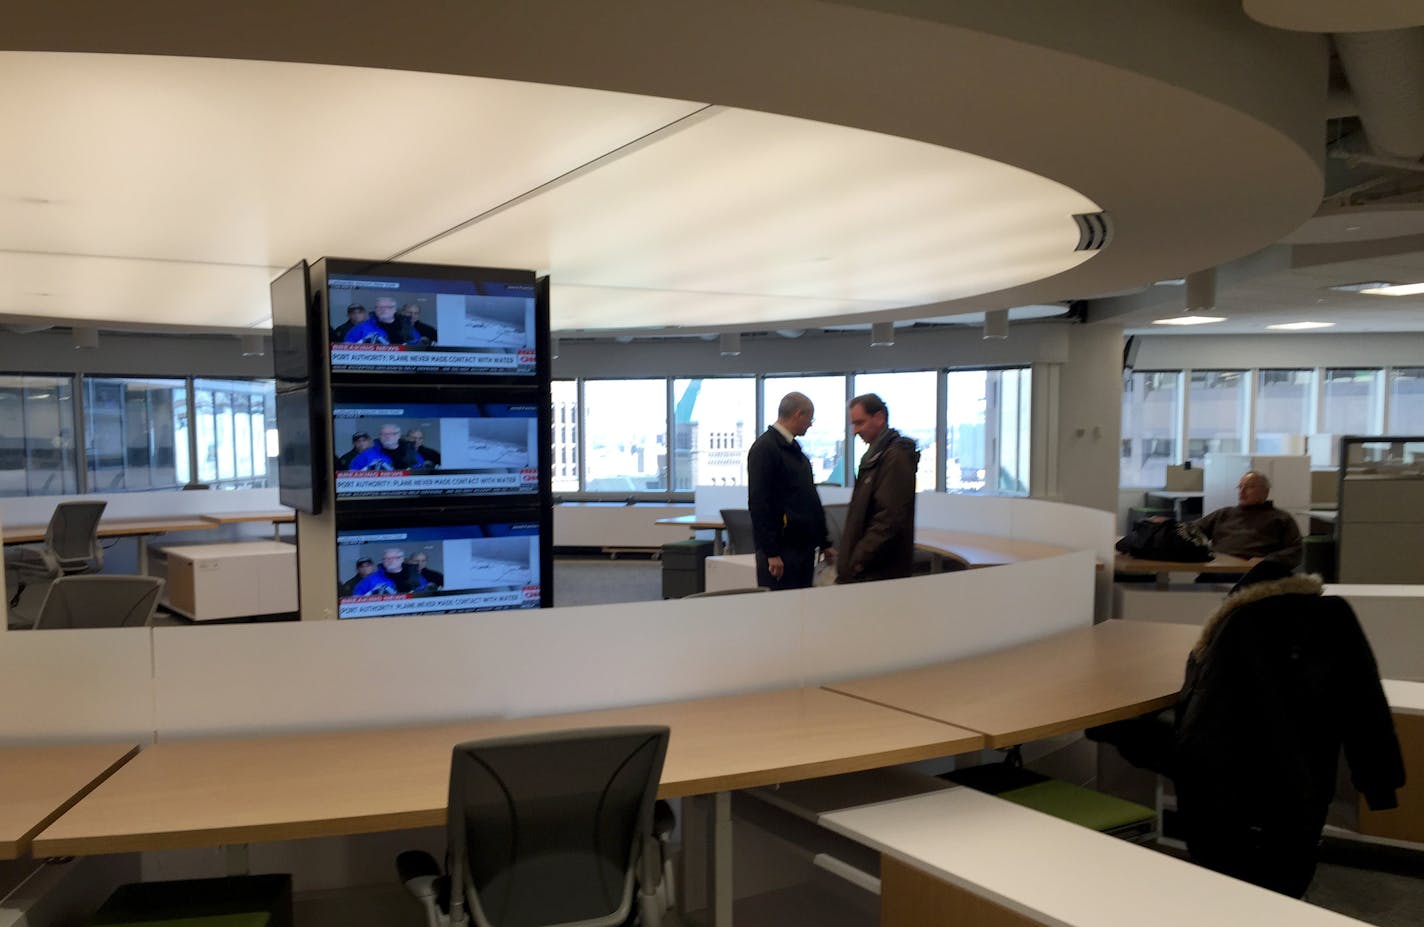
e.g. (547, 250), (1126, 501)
(1055, 324), (1124, 514)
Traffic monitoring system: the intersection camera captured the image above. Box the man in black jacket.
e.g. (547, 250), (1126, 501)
(747, 392), (834, 590)
(837, 393), (919, 583)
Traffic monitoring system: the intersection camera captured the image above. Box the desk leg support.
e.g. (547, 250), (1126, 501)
(681, 791), (733, 927)
(712, 530), (724, 557)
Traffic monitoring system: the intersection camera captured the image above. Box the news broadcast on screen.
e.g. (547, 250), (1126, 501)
(327, 271), (537, 376)
(331, 399), (538, 499)
(335, 521), (542, 619)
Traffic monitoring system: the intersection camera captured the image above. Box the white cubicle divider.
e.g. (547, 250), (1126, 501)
(0, 488), (285, 526)
(551, 503), (688, 549)
(0, 631), (156, 744)
(693, 485), (747, 520)
(915, 492), (1114, 559)
(799, 551), (1095, 685)
(149, 593), (809, 738)
(916, 491), (1014, 537)
(147, 549), (1099, 740)
(1326, 584), (1424, 682)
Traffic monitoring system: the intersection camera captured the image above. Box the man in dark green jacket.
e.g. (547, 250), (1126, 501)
(837, 393), (919, 583)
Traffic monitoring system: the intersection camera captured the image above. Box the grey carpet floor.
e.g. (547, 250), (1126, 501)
(552, 556), (664, 607)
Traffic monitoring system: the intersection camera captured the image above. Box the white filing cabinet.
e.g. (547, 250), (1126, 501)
(163, 541), (297, 621)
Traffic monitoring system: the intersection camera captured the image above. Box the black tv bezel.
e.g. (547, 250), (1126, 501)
(333, 504), (553, 616)
(317, 257), (548, 386)
(274, 384), (327, 515)
(328, 383), (549, 507)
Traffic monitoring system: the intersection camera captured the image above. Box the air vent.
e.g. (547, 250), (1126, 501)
(1073, 212), (1113, 251)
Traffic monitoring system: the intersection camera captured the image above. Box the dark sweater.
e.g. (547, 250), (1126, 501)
(1192, 501), (1302, 567)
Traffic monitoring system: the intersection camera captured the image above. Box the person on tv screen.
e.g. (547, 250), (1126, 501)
(409, 552), (444, 590)
(401, 303), (438, 344)
(344, 296), (418, 345)
(405, 428), (441, 466)
(346, 428), (398, 471)
(331, 304), (368, 342)
(338, 558), (376, 597)
(335, 431), (375, 470)
(353, 548), (431, 596)
(370, 423), (431, 470)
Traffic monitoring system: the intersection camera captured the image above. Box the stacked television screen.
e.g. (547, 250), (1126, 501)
(273, 258), (552, 619)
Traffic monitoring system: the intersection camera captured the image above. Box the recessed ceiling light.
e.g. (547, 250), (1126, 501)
(1152, 278), (1186, 286)
(1267, 321), (1335, 331)
(1152, 315), (1226, 326)
(1358, 282), (1424, 296)
(1328, 281), (1396, 293)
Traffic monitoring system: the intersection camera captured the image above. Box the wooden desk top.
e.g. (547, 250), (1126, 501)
(200, 510), (295, 526)
(32, 688), (981, 856)
(0, 742), (139, 859)
(913, 528), (1074, 569)
(1113, 550), (1251, 574)
(825, 620), (1200, 747)
(3, 516), (214, 545)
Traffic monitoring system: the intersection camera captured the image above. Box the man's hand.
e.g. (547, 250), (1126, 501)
(821, 547), (837, 564)
(767, 556), (784, 580)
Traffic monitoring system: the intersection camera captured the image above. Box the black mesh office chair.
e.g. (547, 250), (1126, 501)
(5, 500), (107, 607)
(398, 726), (672, 927)
(719, 508), (756, 556)
(31, 575), (165, 629)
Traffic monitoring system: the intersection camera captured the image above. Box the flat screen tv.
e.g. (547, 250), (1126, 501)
(270, 260), (313, 384)
(274, 386), (324, 514)
(335, 519), (544, 619)
(331, 393), (540, 500)
(323, 259), (539, 378)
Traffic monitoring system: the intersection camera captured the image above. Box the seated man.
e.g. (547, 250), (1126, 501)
(1191, 470), (1302, 570)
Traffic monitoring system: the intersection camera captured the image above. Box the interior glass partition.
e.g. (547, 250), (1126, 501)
(194, 379), (277, 489)
(0, 375), (78, 497)
(83, 377), (184, 492)
(551, 379), (579, 493)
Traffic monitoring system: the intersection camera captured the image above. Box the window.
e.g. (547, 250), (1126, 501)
(672, 378), (755, 488)
(193, 379), (276, 489)
(1388, 367), (1424, 434)
(583, 379), (668, 492)
(1255, 369), (1313, 452)
(762, 375), (847, 485)
(1121, 371), (1181, 487)
(0, 375), (78, 497)
(852, 371), (937, 491)
(1322, 368), (1382, 435)
(1185, 370), (1245, 465)
(941, 368), (1032, 495)
(994, 367), (1032, 496)
(551, 380), (579, 492)
(83, 377), (185, 492)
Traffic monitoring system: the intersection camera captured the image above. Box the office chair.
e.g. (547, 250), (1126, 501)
(5, 500), (107, 607)
(398, 726), (673, 927)
(31, 575), (165, 630)
(718, 508), (756, 555)
(822, 503), (849, 551)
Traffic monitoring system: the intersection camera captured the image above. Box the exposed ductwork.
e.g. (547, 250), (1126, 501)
(1333, 28), (1424, 161)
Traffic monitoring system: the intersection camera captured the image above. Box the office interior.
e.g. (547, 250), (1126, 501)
(3, 2), (1424, 926)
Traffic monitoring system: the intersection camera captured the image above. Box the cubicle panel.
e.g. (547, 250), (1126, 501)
(799, 551), (1096, 685)
(1326, 585), (1424, 682)
(0, 489), (285, 526)
(1004, 499), (1114, 561)
(693, 485), (747, 520)
(151, 596), (805, 737)
(0, 631), (155, 743)
(914, 492), (1014, 537)
(552, 503), (689, 548)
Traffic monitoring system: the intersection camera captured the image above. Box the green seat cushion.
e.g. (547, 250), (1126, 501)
(998, 779), (1155, 832)
(94, 914), (269, 927)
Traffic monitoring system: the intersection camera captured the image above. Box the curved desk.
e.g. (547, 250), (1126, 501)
(0, 742), (138, 859)
(33, 621), (1193, 856)
(913, 528), (1075, 571)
